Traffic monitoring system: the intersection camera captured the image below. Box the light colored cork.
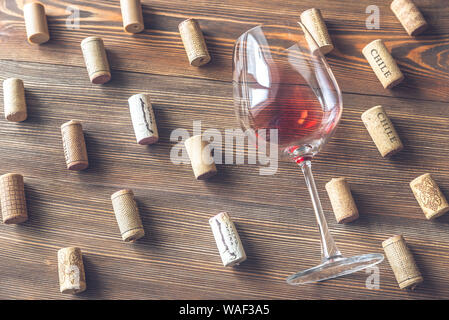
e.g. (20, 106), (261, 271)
(185, 135), (217, 180)
(209, 212), (247, 267)
(410, 173), (449, 220)
(128, 94), (159, 145)
(81, 36), (111, 84)
(361, 105), (403, 157)
(391, 0), (428, 36)
(23, 2), (50, 44)
(60, 120), (89, 171)
(300, 8), (334, 55)
(362, 39), (404, 89)
(325, 177), (359, 224)
(0, 173), (28, 224)
(3, 78), (27, 122)
(382, 235), (423, 289)
(111, 189), (145, 242)
(120, 0), (144, 33)
(178, 18), (211, 67)
(57, 247), (87, 294)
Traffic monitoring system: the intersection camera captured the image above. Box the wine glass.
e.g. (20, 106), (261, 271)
(232, 22), (384, 284)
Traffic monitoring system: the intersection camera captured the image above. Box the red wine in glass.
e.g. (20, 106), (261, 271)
(249, 63), (327, 151)
(233, 22), (384, 284)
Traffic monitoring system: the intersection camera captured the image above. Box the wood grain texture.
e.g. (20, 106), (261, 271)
(1, 0), (448, 102)
(0, 0), (448, 300)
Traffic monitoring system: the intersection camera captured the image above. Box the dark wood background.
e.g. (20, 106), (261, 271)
(0, 0), (448, 300)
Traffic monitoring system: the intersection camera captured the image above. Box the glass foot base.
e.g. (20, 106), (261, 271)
(286, 253), (384, 285)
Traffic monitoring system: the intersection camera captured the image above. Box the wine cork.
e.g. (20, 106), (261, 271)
(60, 120), (89, 171)
(3, 78), (27, 122)
(361, 105), (403, 157)
(178, 18), (211, 67)
(410, 173), (449, 220)
(128, 94), (159, 145)
(185, 135), (217, 180)
(57, 247), (87, 294)
(0, 173), (28, 224)
(81, 36), (111, 84)
(382, 235), (423, 289)
(362, 39), (404, 89)
(120, 0), (144, 33)
(111, 189), (145, 242)
(209, 212), (247, 267)
(23, 2), (50, 44)
(325, 177), (359, 224)
(300, 8), (334, 55)
(391, 0), (428, 36)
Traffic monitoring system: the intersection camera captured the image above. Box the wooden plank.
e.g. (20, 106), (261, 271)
(0, 57), (449, 299)
(0, 0), (448, 102)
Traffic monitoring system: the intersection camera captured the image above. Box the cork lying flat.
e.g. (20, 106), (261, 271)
(410, 173), (449, 220)
(382, 235), (423, 289)
(362, 39), (404, 89)
(23, 2), (50, 44)
(81, 36), (111, 84)
(3, 78), (27, 122)
(0, 173), (28, 224)
(128, 94), (159, 145)
(120, 0), (144, 33)
(178, 18), (211, 67)
(300, 8), (334, 55)
(325, 177), (359, 223)
(361, 105), (403, 157)
(185, 135), (217, 180)
(390, 0), (428, 36)
(209, 212), (247, 267)
(111, 189), (145, 242)
(61, 120), (89, 171)
(57, 247), (87, 294)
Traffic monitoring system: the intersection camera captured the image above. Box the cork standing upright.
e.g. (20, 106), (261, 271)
(209, 212), (247, 267)
(178, 18), (211, 67)
(410, 173), (449, 219)
(300, 8), (334, 55)
(23, 2), (50, 44)
(111, 189), (145, 242)
(3, 78), (27, 122)
(362, 39), (404, 89)
(120, 0), (144, 33)
(391, 0), (428, 36)
(0, 173), (28, 224)
(185, 135), (217, 180)
(361, 105), (403, 157)
(60, 120), (89, 171)
(128, 94), (159, 145)
(81, 36), (111, 84)
(57, 247), (87, 294)
(382, 235), (423, 289)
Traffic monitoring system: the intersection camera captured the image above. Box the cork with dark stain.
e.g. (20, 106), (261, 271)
(128, 94), (159, 145)
(140, 98), (153, 134)
(209, 212), (246, 267)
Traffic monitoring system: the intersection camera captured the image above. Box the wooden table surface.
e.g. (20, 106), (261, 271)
(0, 0), (448, 300)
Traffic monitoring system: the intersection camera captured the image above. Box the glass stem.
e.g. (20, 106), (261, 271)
(299, 159), (341, 261)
